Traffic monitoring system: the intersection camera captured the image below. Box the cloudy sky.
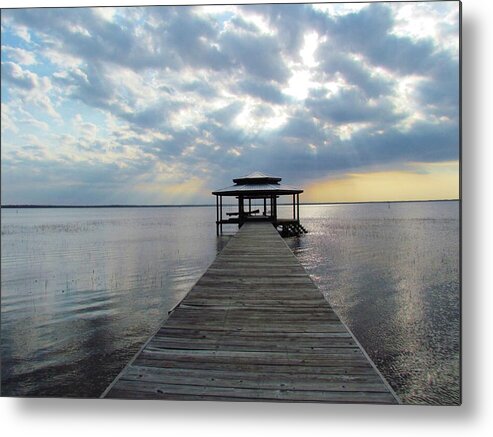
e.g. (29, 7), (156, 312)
(1, 1), (460, 205)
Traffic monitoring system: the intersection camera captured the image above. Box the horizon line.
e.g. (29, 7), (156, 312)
(1, 199), (460, 208)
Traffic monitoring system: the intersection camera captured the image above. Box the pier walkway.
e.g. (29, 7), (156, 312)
(102, 222), (399, 404)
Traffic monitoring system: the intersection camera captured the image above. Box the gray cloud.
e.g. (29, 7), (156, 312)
(6, 8), (172, 71)
(1, 3), (459, 203)
(324, 4), (442, 76)
(316, 51), (394, 98)
(244, 3), (327, 57)
(236, 79), (287, 104)
(307, 88), (400, 125)
(219, 30), (289, 83)
(1, 146), (157, 204)
(279, 113), (325, 142)
(210, 102), (244, 125)
(414, 53), (459, 119)
(2, 61), (39, 90)
(180, 80), (218, 98)
(162, 8), (231, 71)
(53, 63), (115, 111)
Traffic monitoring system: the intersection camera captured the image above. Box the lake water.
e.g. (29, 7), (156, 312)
(0, 202), (460, 404)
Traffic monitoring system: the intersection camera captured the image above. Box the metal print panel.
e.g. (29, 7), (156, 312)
(1, 1), (460, 405)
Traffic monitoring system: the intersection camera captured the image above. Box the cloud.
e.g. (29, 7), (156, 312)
(236, 79), (287, 104)
(325, 3), (437, 75)
(53, 64), (115, 111)
(2, 61), (40, 90)
(279, 112), (324, 142)
(220, 30), (289, 83)
(1, 3), (459, 204)
(210, 101), (244, 125)
(1, 102), (19, 133)
(161, 8), (231, 71)
(1, 61), (59, 118)
(2, 46), (37, 65)
(4, 8), (165, 71)
(316, 51), (394, 98)
(307, 87), (400, 125)
(414, 53), (459, 119)
(245, 3), (326, 58)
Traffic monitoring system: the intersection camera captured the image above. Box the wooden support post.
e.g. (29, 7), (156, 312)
(215, 195), (219, 235)
(248, 198), (251, 213)
(273, 196), (277, 222)
(220, 195), (223, 233)
(293, 194), (295, 220)
(239, 195), (244, 227)
(263, 198), (267, 216)
(297, 193), (300, 223)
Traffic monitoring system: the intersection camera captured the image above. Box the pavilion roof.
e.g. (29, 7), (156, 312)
(212, 172), (303, 196)
(232, 171), (282, 184)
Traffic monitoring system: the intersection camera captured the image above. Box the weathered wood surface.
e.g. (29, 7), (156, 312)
(103, 222), (399, 404)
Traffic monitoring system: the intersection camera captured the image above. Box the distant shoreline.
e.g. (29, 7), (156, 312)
(1, 199), (460, 209)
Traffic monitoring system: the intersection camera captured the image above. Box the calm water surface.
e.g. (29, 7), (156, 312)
(282, 201), (460, 405)
(1, 202), (460, 404)
(1, 207), (229, 397)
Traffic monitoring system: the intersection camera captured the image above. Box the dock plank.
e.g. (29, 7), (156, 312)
(102, 222), (399, 404)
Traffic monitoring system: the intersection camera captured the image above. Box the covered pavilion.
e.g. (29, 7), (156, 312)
(212, 172), (307, 236)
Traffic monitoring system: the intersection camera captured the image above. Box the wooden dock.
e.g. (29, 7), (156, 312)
(102, 222), (399, 404)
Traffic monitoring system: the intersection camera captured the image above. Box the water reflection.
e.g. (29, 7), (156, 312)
(1, 207), (225, 397)
(1, 203), (459, 404)
(285, 201), (460, 405)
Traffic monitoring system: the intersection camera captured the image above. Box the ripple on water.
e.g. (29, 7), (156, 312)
(285, 201), (460, 405)
(1, 204), (459, 404)
(1, 207), (223, 397)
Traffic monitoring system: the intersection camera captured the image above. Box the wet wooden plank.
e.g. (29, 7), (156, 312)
(102, 222), (399, 404)
(124, 365), (385, 385)
(127, 359), (380, 376)
(108, 380), (397, 404)
(156, 327), (355, 339)
(121, 366), (391, 392)
(147, 336), (359, 350)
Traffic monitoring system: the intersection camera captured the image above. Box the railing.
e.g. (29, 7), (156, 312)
(226, 209), (260, 217)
